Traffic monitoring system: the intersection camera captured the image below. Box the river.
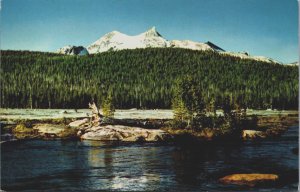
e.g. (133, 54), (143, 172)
(1, 125), (298, 191)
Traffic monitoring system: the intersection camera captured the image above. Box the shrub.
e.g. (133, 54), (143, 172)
(102, 91), (115, 118)
(13, 123), (33, 133)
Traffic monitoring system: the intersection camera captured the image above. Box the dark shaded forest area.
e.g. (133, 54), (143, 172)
(1, 48), (298, 109)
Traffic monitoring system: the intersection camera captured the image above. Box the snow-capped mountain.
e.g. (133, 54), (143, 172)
(87, 27), (225, 54)
(57, 45), (89, 55)
(57, 27), (279, 63)
(87, 27), (169, 54)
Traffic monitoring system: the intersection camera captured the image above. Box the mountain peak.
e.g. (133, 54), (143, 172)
(84, 27), (278, 63)
(102, 30), (122, 39)
(206, 41), (225, 52)
(148, 26), (156, 32)
(143, 26), (162, 37)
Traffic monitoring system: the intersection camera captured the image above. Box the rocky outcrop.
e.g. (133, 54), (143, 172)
(73, 102), (172, 142)
(242, 130), (266, 140)
(242, 125), (289, 140)
(68, 118), (89, 128)
(79, 125), (172, 142)
(57, 45), (89, 55)
(219, 173), (279, 186)
(12, 123), (67, 139)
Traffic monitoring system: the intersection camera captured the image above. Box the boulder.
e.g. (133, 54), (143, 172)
(68, 118), (89, 128)
(80, 125), (172, 142)
(219, 173), (279, 186)
(242, 130), (266, 140)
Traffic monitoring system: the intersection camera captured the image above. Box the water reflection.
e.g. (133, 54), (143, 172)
(1, 126), (298, 191)
(85, 141), (164, 190)
(87, 141), (105, 168)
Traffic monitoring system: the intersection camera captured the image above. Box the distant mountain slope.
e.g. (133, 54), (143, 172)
(286, 61), (299, 66)
(2, 48), (297, 109)
(87, 27), (169, 53)
(87, 27), (223, 54)
(56, 27), (279, 63)
(221, 52), (279, 63)
(169, 40), (215, 51)
(84, 27), (278, 63)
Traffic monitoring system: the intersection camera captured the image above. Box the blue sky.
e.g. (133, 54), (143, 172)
(1, 0), (298, 63)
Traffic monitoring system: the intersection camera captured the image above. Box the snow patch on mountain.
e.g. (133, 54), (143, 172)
(285, 62), (299, 66)
(170, 40), (214, 51)
(221, 52), (279, 63)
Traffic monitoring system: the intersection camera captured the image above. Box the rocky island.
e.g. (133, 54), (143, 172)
(1, 103), (298, 143)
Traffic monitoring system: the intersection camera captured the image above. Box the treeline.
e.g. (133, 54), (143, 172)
(172, 76), (258, 131)
(1, 48), (298, 109)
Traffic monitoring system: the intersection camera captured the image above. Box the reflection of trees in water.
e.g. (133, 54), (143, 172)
(171, 141), (298, 189)
(172, 146), (208, 185)
(171, 143), (244, 185)
(3, 139), (297, 191)
(104, 147), (114, 179)
(59, 140), (89, 170)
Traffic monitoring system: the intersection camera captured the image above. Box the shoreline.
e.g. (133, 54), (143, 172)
(1, 109), (298, 143)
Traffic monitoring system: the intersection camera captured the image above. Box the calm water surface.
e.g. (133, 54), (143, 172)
(1, 126), (298, 191)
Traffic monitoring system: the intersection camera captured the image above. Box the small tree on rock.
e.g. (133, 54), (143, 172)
(102, 90), (115, 118)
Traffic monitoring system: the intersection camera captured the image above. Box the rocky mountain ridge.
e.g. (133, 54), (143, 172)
(57, 27), (279, 63)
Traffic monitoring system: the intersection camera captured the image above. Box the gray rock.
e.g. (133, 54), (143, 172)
(68, 118), (89, 128)
(80, 124), (171, 142)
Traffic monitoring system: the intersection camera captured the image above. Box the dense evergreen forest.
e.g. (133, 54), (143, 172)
(1, 48), (298, 109)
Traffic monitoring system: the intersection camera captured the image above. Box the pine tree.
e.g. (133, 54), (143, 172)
(102, 90), (115, 118)
(1, 49), (298, 109)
